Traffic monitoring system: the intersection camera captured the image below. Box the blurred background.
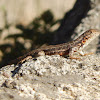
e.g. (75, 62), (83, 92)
(0, 0), (100, 67)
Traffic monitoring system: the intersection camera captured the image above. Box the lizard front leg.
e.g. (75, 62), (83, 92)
(68, 47), (93, 60)
(68, 47), (81, 59)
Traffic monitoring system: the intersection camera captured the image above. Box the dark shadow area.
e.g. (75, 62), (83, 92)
(0, 0), (92, 67)
(0, 10), (60, 67)
(52, 0), (91, 44)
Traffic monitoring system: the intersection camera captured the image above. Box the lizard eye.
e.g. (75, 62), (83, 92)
(85, 37), (88, 39)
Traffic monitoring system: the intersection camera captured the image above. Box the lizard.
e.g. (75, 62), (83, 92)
(9, 29), (100, 65)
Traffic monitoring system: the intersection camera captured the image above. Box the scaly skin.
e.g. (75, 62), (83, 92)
(9, 29), (100, 65)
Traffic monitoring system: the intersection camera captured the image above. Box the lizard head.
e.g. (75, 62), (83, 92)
(75, 29), (100, 49)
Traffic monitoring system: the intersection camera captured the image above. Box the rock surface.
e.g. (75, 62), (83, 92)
(0, 54), (100, 100)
